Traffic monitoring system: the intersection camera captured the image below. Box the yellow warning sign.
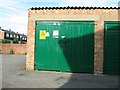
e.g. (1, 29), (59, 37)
(40, 30), (46, 39)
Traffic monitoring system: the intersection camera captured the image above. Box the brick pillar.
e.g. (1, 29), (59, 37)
(26, 11), (35, 71)
(94, 21), (104, 74)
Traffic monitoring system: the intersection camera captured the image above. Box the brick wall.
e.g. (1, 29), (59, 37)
(26, 8), (119, 74)
(94, 21), (104, 74)
(0, 44), (27, 54)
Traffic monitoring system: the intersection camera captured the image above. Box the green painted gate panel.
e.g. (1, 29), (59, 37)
(35, 21), (94, 73)
(104, 21), (120, 75)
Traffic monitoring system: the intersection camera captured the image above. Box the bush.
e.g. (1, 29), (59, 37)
(0, 40), (2, 43)
(2, 39), (7, 43)
(13, 37), (18, 44)
(9, 49), (14, 54)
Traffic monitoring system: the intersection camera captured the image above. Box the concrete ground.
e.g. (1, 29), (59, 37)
(1, 55), (119, 88)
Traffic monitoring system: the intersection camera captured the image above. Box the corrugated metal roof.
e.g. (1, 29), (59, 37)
(29, 6), (120, 10)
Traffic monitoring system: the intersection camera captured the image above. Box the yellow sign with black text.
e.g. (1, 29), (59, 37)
(40, 30), (46, 39)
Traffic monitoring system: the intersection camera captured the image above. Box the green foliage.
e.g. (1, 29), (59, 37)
(1, 39), (7, 43)
(13, 37), (18, 44)
(0, 40), (2, 44)
(9, 49), (14, 54)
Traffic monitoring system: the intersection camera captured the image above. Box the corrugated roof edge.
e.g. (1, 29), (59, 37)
(29, 6), (120, 10)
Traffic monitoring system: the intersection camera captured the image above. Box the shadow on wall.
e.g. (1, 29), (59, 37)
(57, 29), (94, 88)
(58, 32), (94, 73)
(56, 25), (119, 88)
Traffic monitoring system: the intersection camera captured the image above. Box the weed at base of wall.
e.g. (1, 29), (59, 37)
(9, 49), (14, 54)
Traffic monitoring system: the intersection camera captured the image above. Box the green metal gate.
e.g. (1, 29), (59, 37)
(35, 21), (94, 73)
(104, 21), (120, 75)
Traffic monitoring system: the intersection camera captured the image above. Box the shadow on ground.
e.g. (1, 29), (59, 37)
(57, 25), (119, 88)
